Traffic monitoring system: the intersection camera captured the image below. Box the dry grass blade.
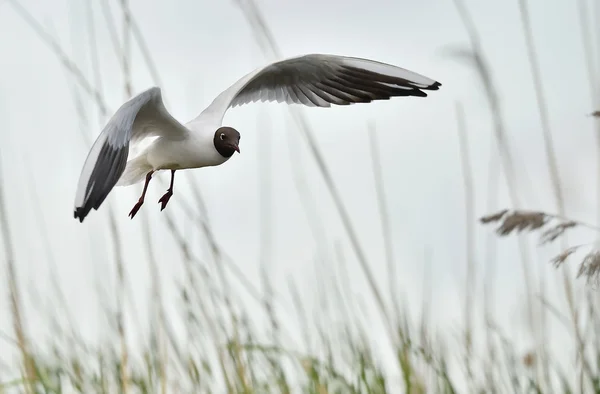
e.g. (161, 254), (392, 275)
(550, 246), (581, 268)
(577, 251), (600, 285)
(492, 211), (547, 236)
(482, 208), (600, 290)
(540, 221), (577, 245)
(480, 210), (509, 225)
(481, 209), (598, 242)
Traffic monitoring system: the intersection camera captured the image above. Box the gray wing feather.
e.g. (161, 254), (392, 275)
(74, 87), (186, 222)
(196, 54), (442, 125)
(230, 54), (441, 109)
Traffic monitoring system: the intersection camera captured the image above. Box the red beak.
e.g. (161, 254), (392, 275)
(234, 144), (240, 153)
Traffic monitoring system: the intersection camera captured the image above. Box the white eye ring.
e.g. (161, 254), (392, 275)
(220, 133), (225, 140)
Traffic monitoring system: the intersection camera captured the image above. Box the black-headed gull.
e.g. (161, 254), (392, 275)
(73, 54), (441, 222)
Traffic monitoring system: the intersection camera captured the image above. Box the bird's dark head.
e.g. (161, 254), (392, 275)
(213, 126), (241, 158)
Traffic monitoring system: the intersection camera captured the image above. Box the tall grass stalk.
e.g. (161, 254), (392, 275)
(367, 122), (400, 324)
(0, 150), (35, 394)
(454, 102), (476, 385)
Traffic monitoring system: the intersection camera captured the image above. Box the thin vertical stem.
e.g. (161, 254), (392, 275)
(257, 109), (273, 270)
(85, 0), (104, 125)
(367, 122), (398, 322)
(120, 0), (132, 96)
(113, 1), (133, 391)
(454, 102), (476, 382)
(516, 0), (565, 216)
(483, 132), (499, 391)
(99, 0), (122, 59)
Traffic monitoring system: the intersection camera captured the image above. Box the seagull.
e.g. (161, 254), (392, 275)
(73, 54), (442, 222)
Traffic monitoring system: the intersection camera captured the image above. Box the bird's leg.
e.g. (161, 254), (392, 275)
(158, 170), (176, 211)
(128, 171), (154, 219)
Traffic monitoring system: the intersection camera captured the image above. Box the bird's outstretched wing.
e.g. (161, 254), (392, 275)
(196, 54), (442, 125)
(73, 87), (187, 222)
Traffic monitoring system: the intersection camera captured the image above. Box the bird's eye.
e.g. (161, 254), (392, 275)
(220, 133), (226, 140)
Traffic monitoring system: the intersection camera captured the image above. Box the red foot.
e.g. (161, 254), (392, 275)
(129, 200), (144, 219)
(158, 190), (173, 211)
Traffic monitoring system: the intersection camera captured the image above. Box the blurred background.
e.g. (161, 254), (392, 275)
(0, 0), (599, 392)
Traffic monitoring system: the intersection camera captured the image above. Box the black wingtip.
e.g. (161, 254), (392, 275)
(424, 81), (442, 91)
(74, 207), (88, 223)
(413, 81), (442, 97)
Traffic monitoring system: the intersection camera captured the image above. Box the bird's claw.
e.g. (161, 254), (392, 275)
(129, 200), (144, 219)
(158, 190), (173, 211)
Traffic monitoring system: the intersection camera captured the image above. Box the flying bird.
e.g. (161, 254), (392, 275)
(73, 54), (442, 222)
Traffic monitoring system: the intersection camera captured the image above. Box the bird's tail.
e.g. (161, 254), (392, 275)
(117, 155), (153, 186)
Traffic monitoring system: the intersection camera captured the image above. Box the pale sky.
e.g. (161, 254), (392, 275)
(0, 0), (598, 390)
